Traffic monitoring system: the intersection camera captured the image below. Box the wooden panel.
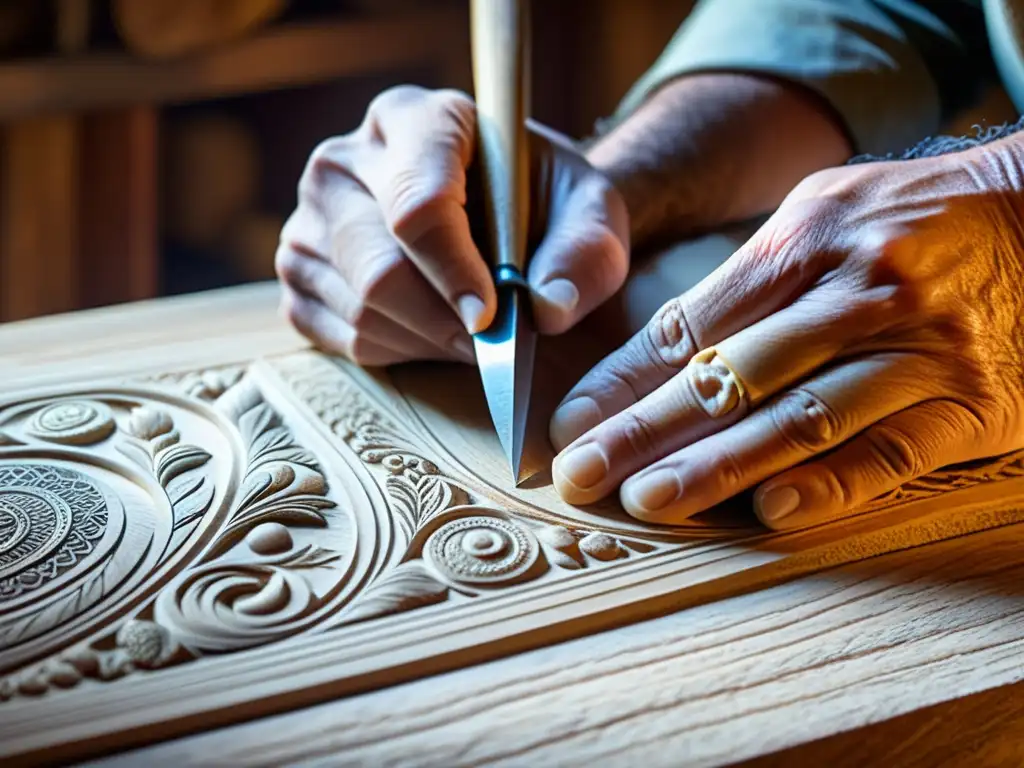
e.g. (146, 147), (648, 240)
(89, 522), (1024, 767)
(0, 115), (79, 321)
(78, 106), (159, 309)
(2, 280), (1024, 764)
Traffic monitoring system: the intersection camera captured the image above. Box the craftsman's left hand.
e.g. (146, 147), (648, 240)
(549, 138), (1024, 530)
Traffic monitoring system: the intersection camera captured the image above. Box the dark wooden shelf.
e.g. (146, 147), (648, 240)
(0, 6), (470, 121)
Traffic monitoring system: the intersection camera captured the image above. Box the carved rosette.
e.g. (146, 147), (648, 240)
(422, 512), (542, 588)
(0, 464), (109, 603)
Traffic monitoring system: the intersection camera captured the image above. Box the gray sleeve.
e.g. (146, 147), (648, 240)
(603, 0), (989, 157)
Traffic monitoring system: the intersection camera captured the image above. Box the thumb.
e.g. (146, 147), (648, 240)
(527, 173), (630, 335)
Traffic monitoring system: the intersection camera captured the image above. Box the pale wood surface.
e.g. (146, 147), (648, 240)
(91, 522), (1024, 768)
(0, 281), (304, 385)
(1, 282), (1022, 766)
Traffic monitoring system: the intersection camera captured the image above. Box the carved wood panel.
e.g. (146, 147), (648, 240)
(3, 349), (1024, 763)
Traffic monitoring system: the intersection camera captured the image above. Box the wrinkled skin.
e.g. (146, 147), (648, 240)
(278, 84), (1024, 533)
(550, 142), (1024, 530)
(275, 86), (629, 366)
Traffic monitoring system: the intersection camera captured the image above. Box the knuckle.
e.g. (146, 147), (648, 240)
(706, 450), (744, 493)
(351, 249), (405, 306)
(588, 225), (629, 281)
(615, 408), (661, 459)
(813, 464), (853, 508)
(645, 297), (698, 370)
(274, 245), (303, 285)
(299, 136), (354, 198)
(433, 88), (475, 123)
(386, 170), (451, 241)
(368, 84), (430, 115)
(865, 423), (922, 478)
(281, 296), (308, 335)
(771, 389), (843, 452)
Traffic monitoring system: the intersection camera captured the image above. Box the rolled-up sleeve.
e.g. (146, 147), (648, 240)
(605, 0), (988, 157)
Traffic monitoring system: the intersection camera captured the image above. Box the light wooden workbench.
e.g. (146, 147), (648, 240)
(3, 282), (1024, 767)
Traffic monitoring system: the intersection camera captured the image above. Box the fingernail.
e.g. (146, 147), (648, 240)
(450, 335), (476, 363)
(555, 443), (608, 491)
(758, 485), (801, 522)
(536, 278), (579, 313)
(457, 293), (488, 334)
(623, 468), (681, 513)
(550, 396), (602, 450)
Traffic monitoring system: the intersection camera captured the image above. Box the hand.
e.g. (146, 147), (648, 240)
(275, 85), (629, 366)
(548, 139), (1024, 530)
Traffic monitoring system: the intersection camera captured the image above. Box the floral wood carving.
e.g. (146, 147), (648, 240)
(0, 373), (347, 698)
(275, 354), (663, 621)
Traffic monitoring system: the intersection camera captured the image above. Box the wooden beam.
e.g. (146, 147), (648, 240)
(0, 116), (79, 321)
(0, 8), (470, 123)
(78, 106), (159, 309)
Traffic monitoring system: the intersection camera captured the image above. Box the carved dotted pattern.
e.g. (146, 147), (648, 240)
(425, 516), (539, 586)
(0, 464), (107, 602)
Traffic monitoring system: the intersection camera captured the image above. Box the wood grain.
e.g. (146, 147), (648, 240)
(88, 522), (1024, 768)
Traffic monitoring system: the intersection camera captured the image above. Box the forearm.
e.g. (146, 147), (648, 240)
(586, 72), (852, 251)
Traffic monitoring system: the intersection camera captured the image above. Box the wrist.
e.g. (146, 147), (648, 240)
(585, 72), (852, 252)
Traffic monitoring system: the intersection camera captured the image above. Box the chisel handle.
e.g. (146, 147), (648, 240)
(470, 0), (530, 279)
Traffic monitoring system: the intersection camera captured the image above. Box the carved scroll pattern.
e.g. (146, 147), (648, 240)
(858, 449), (1024, 512)
(0, 373), (348, 700)
(273, 354), (661, 626)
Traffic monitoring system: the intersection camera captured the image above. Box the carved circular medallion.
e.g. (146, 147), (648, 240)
(27, 401), (115, 446)
(0, 463), (108, 602)
(424, 515), (539, 586)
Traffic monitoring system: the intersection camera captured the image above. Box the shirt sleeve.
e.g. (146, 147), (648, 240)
(601, 0), (990, 157)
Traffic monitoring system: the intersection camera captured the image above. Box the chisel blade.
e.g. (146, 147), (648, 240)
(473, 284), (537, 485)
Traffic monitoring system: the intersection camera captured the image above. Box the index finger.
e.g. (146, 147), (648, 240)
(353, 87), (498, 334)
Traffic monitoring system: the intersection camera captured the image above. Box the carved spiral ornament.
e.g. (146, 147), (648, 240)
(26, 401), (115, 446)
(424, 514), (539, 587)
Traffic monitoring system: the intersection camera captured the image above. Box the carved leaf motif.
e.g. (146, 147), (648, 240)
(167, 473), (215, 530)
(232, 465), (331, 526)
(207, 377), (337, 557)
(243, 405), (319, 472)
(119, 406), (214, 529)
(342, 561), (449, 625)
(417, 475), (453, 526)
(280, 544), (342, 570)
(385, 477), (417, 541)
(156, 443), (212, 487)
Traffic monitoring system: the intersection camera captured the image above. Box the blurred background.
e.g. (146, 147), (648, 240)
(0, 0), (694, 324)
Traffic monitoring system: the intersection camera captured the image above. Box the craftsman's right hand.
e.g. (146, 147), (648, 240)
(275, 85), (630, 366)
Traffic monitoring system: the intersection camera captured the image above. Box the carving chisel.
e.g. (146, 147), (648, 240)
(470, 0), (537, 485)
